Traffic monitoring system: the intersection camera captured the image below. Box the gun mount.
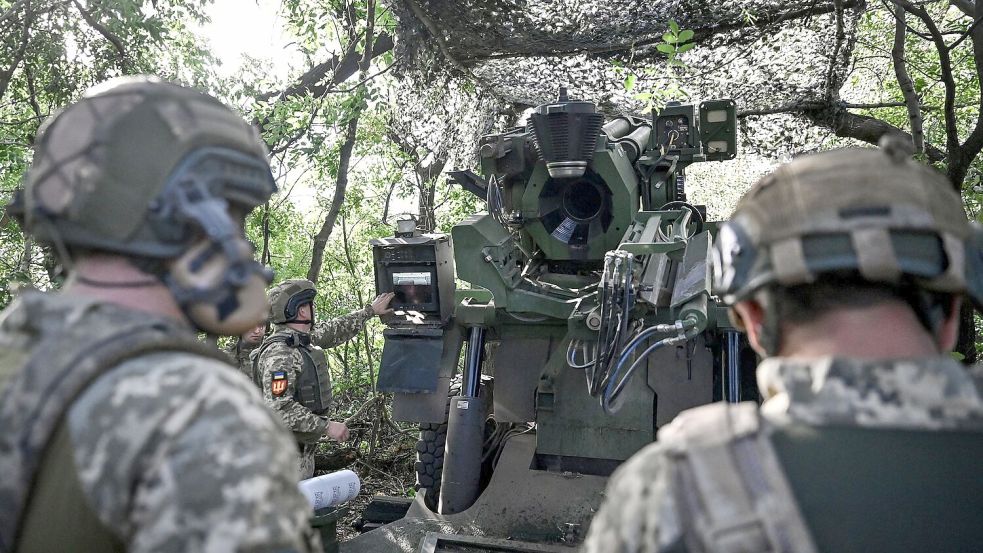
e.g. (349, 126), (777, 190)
(344, 90), (755, 553)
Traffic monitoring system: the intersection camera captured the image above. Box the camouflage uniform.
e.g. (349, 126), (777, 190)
(583, 355), (983, 553)
(0, 292), (320, 553)
(227, 339), (261, 381)
(258, 306), (374, 479)
(0, 77), (319, 552)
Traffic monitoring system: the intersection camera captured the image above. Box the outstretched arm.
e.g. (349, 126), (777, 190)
(310, 293), (394, 348)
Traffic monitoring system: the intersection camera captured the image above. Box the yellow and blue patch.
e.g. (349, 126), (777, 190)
(271, 371), (288, 397)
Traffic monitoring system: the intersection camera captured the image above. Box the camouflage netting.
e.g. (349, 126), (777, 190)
(386, 0), (866, 217)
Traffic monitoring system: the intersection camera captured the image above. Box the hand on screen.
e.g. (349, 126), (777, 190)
(371, 292), (396, 316)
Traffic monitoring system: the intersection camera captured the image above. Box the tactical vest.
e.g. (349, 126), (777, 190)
(255, 333), (332, 415)
(0, 294), (229, 552)
(658, 402), (983, 553)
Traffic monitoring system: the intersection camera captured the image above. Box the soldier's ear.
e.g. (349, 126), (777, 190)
(732, 299), (767, 357)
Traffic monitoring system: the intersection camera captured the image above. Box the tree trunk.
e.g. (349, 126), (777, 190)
(307, 114), (359, 284)
(305, 0), (376, 284)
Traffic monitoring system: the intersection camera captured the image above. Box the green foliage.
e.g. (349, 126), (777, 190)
(851, 2), (982, 181)
(617, 20), (692, 112)
(658, 21), (695, 67)
(0, 0), (219, 303)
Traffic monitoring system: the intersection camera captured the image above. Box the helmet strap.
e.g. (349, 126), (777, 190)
(75, 275), (159, 288)
(155, 149), (274, 332)
(898, 287), (947, 339)
(41, 217), (75, 274)
(753, 289), (782, 356)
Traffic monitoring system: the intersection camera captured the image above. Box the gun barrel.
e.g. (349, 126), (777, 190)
(602, 117), (633, 140)
(617, 126), (652, 163)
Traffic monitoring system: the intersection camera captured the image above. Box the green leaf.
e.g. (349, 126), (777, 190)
(677, 43), (695, 53)
(669, 20), (680, 34)
(678, 29), (694, 42)
(624, 74), (636, 90)
(656, 43), (675, 54)
(663, 32), (677, 44)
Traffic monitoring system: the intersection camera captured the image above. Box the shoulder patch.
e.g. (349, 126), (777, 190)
(271, 371), (288, 397)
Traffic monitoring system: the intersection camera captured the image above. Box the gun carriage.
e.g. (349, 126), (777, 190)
(343, 89), (757, 552)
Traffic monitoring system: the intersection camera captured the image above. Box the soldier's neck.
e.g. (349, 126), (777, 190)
(63, 254), (191, 327)
(285, 322), (313, 334)
(778, 302), (942, 359)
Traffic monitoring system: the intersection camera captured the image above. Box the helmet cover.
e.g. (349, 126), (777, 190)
(712, 136), (981, 308)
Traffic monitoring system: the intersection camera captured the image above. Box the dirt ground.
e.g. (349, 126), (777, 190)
(314, 398), (419, 542)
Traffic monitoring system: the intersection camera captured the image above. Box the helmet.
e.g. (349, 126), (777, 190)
(269, 279), (317, 325)
(712, 136), (983, 308)
(13, 76), (276, 334)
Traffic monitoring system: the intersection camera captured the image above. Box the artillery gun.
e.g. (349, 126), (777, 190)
(342, 89), (757, 552)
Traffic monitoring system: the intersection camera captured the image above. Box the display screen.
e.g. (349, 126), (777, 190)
(392, 272), (434, 305)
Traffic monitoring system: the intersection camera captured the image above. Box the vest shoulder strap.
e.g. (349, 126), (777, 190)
(656, 402), (818, 553)
(251, 334), (298, 386)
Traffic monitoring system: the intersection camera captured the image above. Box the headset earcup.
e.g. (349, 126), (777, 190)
(168, 238), (271, 335)
(186, 273), (270, 335)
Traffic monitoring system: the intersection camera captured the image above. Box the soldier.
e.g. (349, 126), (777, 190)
(256, 279), (394, 479)
(583, 139), (983, 552)
(0, 77), (319, 552)
(228, 320), (268, 380)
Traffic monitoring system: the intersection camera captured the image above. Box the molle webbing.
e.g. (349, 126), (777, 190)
(657, 403), (817, 553)
(296, 347), (330, 415)
(0, 299), (228, 552)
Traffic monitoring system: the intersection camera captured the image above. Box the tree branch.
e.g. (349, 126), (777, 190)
(890, 6), (925, 153)
(255, 32), (393, 105)
(824, 0), (847, 100)
(0, 0), (26, 24)
(959, 0), (983, 160)
(307, 0), (377, 284)
(946, 12), (983, 51)
(950, 0), (976, 18)
(404, 0), (480, 81)
(0, 0), (32, 103)
(741, 101), (947, 162)
(71, 0), (129, 71)
(890, 0), (960, 185)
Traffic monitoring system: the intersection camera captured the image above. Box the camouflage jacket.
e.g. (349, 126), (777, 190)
(582, 356), (983, 553)
(257, 306), (374, 443)
(310, 305), (374, 349)
(0, 291), (319, 553)
(226, 339), (260, 381)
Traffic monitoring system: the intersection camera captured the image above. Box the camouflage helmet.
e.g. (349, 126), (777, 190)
(12, 76), (278, 335)
(16, 75), (274, 257)
(269, 279), (317, 324)
(712, 137), (983, 308)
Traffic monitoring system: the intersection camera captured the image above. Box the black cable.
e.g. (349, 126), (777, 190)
(602, 337), (674, 414)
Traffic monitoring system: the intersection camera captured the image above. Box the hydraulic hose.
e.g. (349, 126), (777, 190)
(600, 317), (701, 414)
